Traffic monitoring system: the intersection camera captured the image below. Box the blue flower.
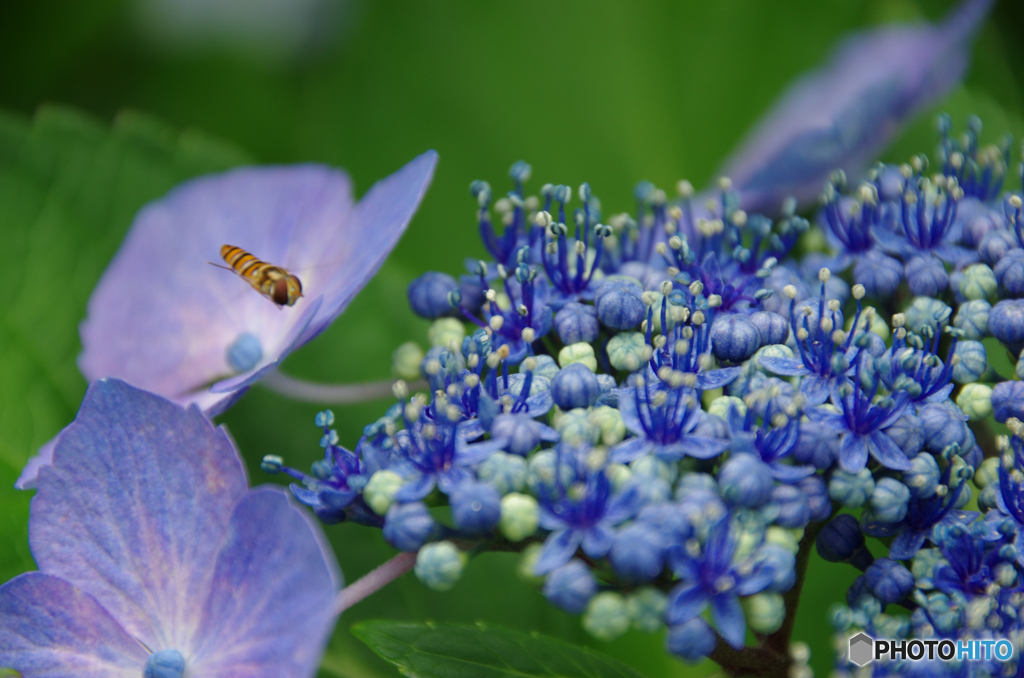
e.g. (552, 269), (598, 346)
(807, 369), (912, 473)
(665, 514), (777, 650)
(533, 446), (642, 575)
(0, 379), (339, 676)
(389, 398), (506, 502)
(725, 405), (814, 482)
(609, 380), (728, 464)
(759, 276), (865, 405)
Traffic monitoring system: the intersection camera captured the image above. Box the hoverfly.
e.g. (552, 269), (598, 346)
(211, 244), (304, 307)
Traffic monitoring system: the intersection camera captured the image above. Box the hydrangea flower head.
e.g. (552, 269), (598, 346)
(0, 379), (340, 676)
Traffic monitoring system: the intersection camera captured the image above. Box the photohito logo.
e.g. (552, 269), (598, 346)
(848, 633), (1015, 666)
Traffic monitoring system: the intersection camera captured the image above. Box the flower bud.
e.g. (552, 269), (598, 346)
(594, 278), (646, 330)
(557, 342), (598, 372)
(718, 454), (774, 507)
(364, 470), (404, 515)
(554, 302), (600, 344)
(392, 342), (425, 381)
(550, 363), (601, 409)
(992, 381), (1024, 423)
(956, 383), (993, 421)
(867, 477), (911, 524)
(828, 468), (875, 508)
(864, 558), (914, 604)
(543, 560), (596, 614)
(710, 314), (762, 362)
(952, 340), (987, 384)
(415, 541), (466, 591)
(743, 593), (785, 634)
(408, 271), (458, 319)
(499, 493), (539, 542)
(583, 592), (631, 642)
(450, 482), (501, 535)
(667, 617), (716, 663)
(959, 263), (998, 300)
(383, 502), (435, 552)
(607, 331), (647, 371)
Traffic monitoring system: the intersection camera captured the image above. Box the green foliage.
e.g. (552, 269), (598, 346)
(0, 105), (250, 579)
(353, 621), (648, 678)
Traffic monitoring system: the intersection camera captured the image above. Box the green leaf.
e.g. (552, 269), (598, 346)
(0, 105), (251, 579)
(352, 621), (648, 678)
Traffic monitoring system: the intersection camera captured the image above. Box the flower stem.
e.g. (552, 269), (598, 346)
(333, 551), (418, 616)
(262, 370), (428, 404)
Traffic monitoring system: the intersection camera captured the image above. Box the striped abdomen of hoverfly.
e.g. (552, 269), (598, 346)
(219, 244), (303, 307)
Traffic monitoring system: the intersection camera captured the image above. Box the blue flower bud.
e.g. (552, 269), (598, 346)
(864, 558), (914, 604)
(594, 278), (646, 330)
(854, 251), (903, 297)
(798, 475), (832, 522)
(992, 381), (1024, 423)
(383, 501), (436, 552)
(867, 477), (911, 524)
(408, 271), (459, 319)
(527, 354), (559, 380)
(990, 299), (1024, 353)
(905, 297), (952, 334)
(554, 302), (600, 344)
(902, 453), (940, 499)
(710, 313), (762, 362)
(960, 200), (1004, 247)
(550, 363), (601, 410)
(951, 340), (987, 385)
(953, 299), (990, 340)
(415, 541), (466, 591)
(477, 451), (528, 494)
(829, 468), (874, 508)
(225, 331), (262, 373)
(882, 415), (924, 458)
(583, 592), (631, 642)
(919, 403), (970, 453)
(979, 229), (1018, 265)
(749, 311), (790, 346)
(995, 249), (1024, 296)
(769, 484), (811, 529)
(666, 618), (716, 664)
(458, 274), (486, 313)
(609, 524), (665, 584)
(816, 514), (866, 563)
(959, 263), (998, 300)
(758, 543), (797, 593)
(794, 421), (839, 469)
(144, 650), (186, 678)
(449, 482), (501, 535)
(1017, 348), (1024, 380)
(543, 559), (597, 615)
(718, 454), (774, 507)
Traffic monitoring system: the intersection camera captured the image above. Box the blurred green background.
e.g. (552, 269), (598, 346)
(2, 0), (1023, 676)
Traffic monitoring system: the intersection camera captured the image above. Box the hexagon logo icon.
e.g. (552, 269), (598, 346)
(849, 633), (874, 666)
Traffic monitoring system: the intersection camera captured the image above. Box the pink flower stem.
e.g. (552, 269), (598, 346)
(333, 551), (418, 616)
(262, 369), (427, 404)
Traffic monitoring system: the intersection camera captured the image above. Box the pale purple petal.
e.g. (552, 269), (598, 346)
(0, 572), (147, 677)
(393, 474), (437, 502)
(303, 150), (438, 343)
(29, 379), (248, 652)
(14, 436), (57, 490)
(189, 486), (339, 677)
(719, 0), (992, 213)
(581, 524), (615, 559)
(78, 152), (436, 414)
